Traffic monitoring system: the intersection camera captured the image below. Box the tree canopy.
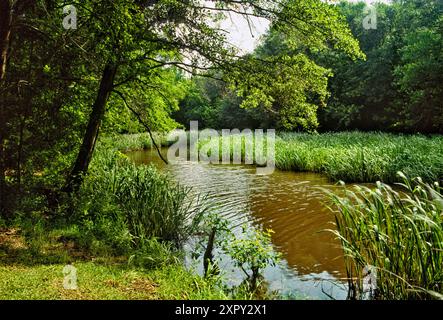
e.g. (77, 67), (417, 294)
(7, 0), (442, 220)
(0, 0), (364, 210)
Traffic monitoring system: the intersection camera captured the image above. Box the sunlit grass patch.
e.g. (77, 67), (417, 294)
(0, 262), (158, 300)
(275, 132), (443, 183)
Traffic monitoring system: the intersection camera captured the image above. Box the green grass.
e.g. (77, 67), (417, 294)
(112, 131), (443, 184)
(0, 133), (260, 300)
(0, 259), (229, 300)
(80, 154), (206, 246)
(0, 222), (258, 300)
(197, 131), (443, 183)
(113, 164), (206, 244)
(275, 132), (443, 183)
(327, 173), (443, 300)
(0, 205), (231, 300)
(0, 262), (157, 300)
(99, 132), (171, 153)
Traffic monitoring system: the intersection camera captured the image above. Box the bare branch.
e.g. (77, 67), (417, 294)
(112, 89), (169, 165)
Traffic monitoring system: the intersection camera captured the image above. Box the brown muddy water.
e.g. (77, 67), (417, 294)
(127, 148), (349, 299)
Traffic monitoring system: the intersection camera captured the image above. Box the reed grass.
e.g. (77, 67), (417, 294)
(327, 173), (443, 299)
(276, 132), (443, 183)
(99, 132), (171, 153)
(104, 132), (443, 183)
(113, 164), (207, 244)
(76, 139), (207, 250)
(202, 131), (443, 183)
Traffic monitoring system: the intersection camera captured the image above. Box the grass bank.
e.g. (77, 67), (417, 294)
(198, 131), (443, 183)
(0, 133), (247, 300)
(275, 132), (443, 183)
(0, 228), (228, 300)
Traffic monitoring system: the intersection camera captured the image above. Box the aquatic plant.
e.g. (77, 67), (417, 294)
(327, 173), (443, 299)
(276, 132), (443, 183)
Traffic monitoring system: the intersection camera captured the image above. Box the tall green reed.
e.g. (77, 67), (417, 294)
(276, 132), (443, 183)
(114, 163), (207, 245)
(78, 144), (207, 249)
(327, 172), (443, 299)
(204, 131), (443, 183)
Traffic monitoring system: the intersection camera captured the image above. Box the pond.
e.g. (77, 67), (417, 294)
(127, 148), (349, 300)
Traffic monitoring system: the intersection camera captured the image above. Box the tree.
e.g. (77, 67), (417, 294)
(227, 0), (365, 131)
(0, 0), (12, 217)
(316, 1), (397, 131)
(60, 0), (363, 192)
(393, 0), (443, 133)
(0, 0), (363, 209)
(0, 0), (40, 217)
(174, 76), (261, 130)
(315, 0), (443, 133)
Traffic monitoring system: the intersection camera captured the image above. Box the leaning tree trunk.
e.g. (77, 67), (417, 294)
(0, 0), (12, 218)
(0, 0), (11, 81)
(65, 63), (118, 193)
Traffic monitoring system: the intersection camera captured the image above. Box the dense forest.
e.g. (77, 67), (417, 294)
(175, 0), (443, 133)
(1, 0), (443, 301)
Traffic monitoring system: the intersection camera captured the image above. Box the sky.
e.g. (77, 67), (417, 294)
(222, 0), (392, 53)
(220, 13), (270, 54)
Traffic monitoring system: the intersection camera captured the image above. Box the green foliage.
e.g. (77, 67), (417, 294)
(223, 227), (281, 284)
(1, 0), (366, 222)
(203, 131), (443, 183)
(75, 142), (207, 249)
(225, 0), (364, 131)
(196, 213), (280, 295)
(174, 77), (268, 130)
(128, 238), (182, 270)
(113, 164), (207, 244)
(318, 0), (443, 133)
(175, 0), (364, 132)
(235, 54), (333, 131)
(394, 15), (443, 132)
(275, 132), (443, 183)
(173, 0), (443, 133)
(327, 173), (443, 299)
(107, 69), (188, 134)
(99, 133), (171, 153)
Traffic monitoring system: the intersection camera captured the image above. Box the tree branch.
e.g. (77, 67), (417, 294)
(112, 89), (169, 165)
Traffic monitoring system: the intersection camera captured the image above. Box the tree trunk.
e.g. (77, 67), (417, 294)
(0, 0), (11, 81)
(65, 63), (118, 193)
(0, 0), (12, 218)
(0, 137), (6, 218)
(16, 115), (25, 192)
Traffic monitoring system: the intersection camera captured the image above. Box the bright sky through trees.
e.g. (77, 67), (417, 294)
(224, 0), (391, 52)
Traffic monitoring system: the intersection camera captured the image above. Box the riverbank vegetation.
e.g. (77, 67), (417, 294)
(199, 131), (443, 183)
(0, 136), (275, 300)
(1, 0), (442, 300)
(329, 174), (443, 300)
(275, 132), (443, 183)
